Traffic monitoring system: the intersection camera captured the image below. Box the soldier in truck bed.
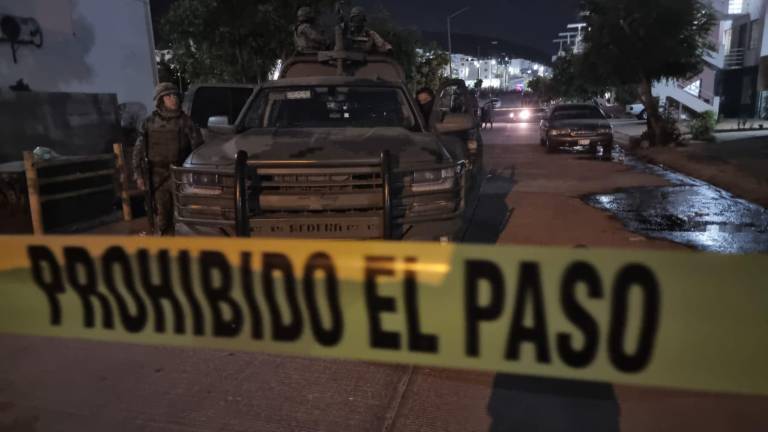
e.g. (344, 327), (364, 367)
(132, 82), (203, 236)
(348, 7), (392, 53)
(294, 6), (328, 52)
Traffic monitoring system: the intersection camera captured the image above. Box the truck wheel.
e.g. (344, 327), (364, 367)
(637, 110), (647, 120)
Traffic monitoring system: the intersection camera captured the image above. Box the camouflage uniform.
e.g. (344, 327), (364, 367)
(133, 83), (203, 236)
(294, 6), (328, 52)
(349, 7), (393, 53)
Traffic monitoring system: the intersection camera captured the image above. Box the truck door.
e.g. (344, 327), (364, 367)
(183, 84), (258, 128)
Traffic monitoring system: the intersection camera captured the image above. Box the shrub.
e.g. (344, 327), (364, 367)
(689, 110), (717, 141)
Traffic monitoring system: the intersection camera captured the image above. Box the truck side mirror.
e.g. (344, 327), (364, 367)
(435, 113), (474, 134)
(208, 115), (235, 134)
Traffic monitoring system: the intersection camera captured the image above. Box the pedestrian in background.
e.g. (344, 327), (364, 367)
(132, 83), (203, 236)
(481, 101), (494, 129)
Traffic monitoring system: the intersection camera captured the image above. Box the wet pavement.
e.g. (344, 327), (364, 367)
(584, 148), (768, 254)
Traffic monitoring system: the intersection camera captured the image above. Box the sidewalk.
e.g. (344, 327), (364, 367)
(715, 118), (768, 132)
(613, 123), (768, 208)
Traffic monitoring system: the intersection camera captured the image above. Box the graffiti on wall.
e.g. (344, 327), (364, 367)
(0, 14), (44, 63)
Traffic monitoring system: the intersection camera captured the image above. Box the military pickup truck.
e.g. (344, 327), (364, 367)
(171, 52), (481, 241)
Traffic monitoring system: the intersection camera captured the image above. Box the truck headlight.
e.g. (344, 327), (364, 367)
(412, 167), (457, 192)
(181, 172), (223, 195)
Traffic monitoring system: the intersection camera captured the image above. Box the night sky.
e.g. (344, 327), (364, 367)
(358, 0), (581, 55)
(151, 0), (581, 56)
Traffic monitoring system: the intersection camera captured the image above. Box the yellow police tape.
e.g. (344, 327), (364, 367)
(0, 235), (766, 395)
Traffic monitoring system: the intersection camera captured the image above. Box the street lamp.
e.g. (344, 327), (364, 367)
(447, 6), (470, 78)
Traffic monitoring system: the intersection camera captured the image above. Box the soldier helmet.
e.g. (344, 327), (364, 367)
(350, 6), (366, 20)
(297, 6), (314, 22)
(153, 82), (179, 101)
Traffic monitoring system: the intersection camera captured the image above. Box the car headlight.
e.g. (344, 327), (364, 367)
(509, 112), (515, 118)
(548, 128), (570, 136)
(412, 167), (457, 192)
(519, 110), (532, 120)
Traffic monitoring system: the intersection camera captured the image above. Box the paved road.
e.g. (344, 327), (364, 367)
(2, 124), (767, 432)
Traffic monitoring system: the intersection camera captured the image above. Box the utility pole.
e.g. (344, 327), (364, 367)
(447, 6), (470, 78)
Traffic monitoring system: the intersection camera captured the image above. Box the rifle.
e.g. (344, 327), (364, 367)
(142, 149), (156, 233)
(334, 1), (347, 51)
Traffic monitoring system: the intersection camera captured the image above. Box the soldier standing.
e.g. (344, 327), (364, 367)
(133, 83), (203, 236)
(294, 6), (328, 52)
(348, 7), (393, 53)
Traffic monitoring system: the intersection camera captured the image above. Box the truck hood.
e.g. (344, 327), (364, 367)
(187, 127), (451, 168)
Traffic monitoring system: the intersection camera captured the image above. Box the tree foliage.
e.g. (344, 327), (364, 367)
(161, 0), (334, 84)
(580, 0), (716, 145)
(526, 76), (552, 101)
(160, 1), (449, 94)
(525, 55), (605, 103)
(409, 44), (450, 94)
(550, 54), (606, 101)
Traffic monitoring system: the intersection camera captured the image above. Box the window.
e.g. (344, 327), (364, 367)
(741, 75), (754, 104)
(684, 80), (701, 97)
(729, 0), (744, 15)
(245, 86), (417, 130)
(723, 28), (733, 52)
(750, 20), (762, 50)
(550, 106), (606, 120)
(738, 23), (749, 48)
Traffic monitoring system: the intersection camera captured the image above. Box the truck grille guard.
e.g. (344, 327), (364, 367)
(171, 152), (466, 239)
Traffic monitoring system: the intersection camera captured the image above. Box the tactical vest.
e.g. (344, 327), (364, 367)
(146, 115), (189, 186)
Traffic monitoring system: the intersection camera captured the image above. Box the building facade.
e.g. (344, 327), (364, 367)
(0, 0), (157, 113)
(549, 3), (768, 118)
(709, 0), (768, 117)
(654, 0), (768, 118)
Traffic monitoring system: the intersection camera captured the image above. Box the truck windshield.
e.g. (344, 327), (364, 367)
(244, 86), (418, 129)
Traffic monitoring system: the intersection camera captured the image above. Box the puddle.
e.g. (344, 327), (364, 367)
(585, 148), (768, 254)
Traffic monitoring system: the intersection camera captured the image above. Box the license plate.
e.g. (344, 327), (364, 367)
(250, 217), (381, 239)
(578, 139), (591, 145)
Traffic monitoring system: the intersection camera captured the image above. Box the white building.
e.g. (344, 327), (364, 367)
(449, 54), (551, 90)
(649, 0), (768, 118)
(558, 2), (768, 118)
(0, 0), (157, 113)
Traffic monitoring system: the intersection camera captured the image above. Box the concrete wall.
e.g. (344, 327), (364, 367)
(0, 0), (156, 114)
(748, 0), (766, 20)
(0, 90), (120, 163)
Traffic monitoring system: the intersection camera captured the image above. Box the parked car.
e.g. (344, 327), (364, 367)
(540, 104), (613, 154)
(171, 53), (482, 241)
(626, 102), (647, 119)
(626, 101), (690, 120)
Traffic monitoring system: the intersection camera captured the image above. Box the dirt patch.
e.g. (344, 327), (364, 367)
(631, 143), (768, 208)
